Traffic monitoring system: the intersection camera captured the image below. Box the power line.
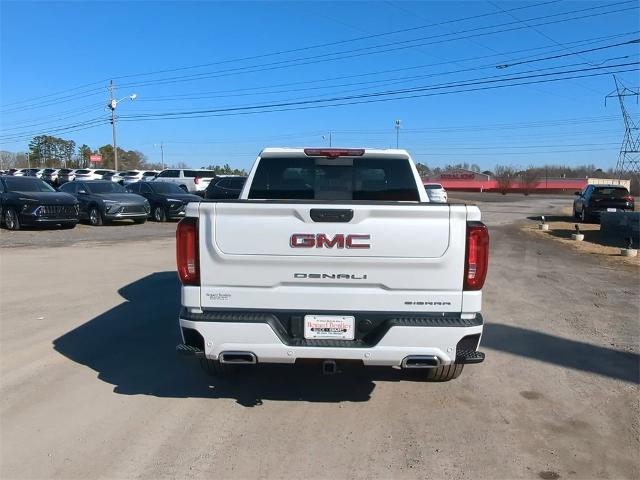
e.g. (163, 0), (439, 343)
(116, 2), (638, 90)
(0, 0), (564, 109)
(132, 31), (637, 103)
(117, 62), (639, 121)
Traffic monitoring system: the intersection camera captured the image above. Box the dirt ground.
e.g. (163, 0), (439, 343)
(1, 196), (638, 480)
(522, 206), (640, 267)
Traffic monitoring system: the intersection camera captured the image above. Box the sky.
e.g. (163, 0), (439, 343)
(1, 0), (638, 171)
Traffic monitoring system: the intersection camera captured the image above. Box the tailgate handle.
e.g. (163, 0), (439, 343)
(310, 209), (354, 223)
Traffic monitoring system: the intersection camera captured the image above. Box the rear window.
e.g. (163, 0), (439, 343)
(59, 169), (73, 174)
(229, 177), (246, 189)
(248, 157), (420, 201)
(75, 169), (91, 174)
(593, 187), (629, 197)
(184, 170), (216, 178)
(424, 184), (443, 190)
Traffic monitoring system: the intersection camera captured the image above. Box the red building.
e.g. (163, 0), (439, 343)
(423, 168), (588, 193)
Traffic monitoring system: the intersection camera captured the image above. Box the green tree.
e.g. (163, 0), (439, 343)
(205, 163), (248, 176)
(28, 135), (76, 167)
(96, 145), (146, 170)
(78, 144), (92, 168)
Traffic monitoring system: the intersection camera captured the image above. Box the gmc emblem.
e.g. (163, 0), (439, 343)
(290, 233), (371, 249)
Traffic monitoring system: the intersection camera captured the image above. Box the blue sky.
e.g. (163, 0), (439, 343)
(1, 0), (638, 171)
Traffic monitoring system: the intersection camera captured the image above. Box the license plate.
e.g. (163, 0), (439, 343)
(607, 208), (617, 212)
(304, 315), (355, 340)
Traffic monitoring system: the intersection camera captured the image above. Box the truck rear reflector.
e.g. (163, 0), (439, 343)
(177, 217), (200, 285)
(303, 148), (365, 158)
(464, 222), (489, 291)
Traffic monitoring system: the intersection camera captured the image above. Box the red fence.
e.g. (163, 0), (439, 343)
(423, 178), (588, 193)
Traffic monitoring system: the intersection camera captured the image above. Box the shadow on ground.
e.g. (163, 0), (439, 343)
(526, 214), (574, 223)
(53, 272), (639, 406)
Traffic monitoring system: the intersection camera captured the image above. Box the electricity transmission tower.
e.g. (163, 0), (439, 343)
(606, 76), (640, 177)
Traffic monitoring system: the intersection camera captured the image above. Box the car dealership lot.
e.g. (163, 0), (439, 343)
(1, 196), (638, 479)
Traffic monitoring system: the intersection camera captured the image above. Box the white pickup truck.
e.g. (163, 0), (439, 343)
(176, 148), (488, 381)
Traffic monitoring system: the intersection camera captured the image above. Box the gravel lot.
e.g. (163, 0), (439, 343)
(1, 196), (638, 479)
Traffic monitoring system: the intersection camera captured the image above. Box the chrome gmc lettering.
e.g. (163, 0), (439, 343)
(294, 273), (368, 280)
(290, 233), (370, 249)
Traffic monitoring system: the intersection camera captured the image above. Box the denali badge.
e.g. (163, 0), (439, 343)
(295, 273), (367, 280)
(290, 233), (370, 249)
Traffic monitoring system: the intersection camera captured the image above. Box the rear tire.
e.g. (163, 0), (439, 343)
(424, 364), (464, 382)
(199, 358), (234, 376)
(580, 208), (589, 223)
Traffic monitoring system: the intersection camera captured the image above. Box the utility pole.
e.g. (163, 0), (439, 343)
(160, 141), (165, 169)
(107, 81), (137, 172)
(109, 80), (118, 172)
(606, 76), (639, 178)
(322, 131), (333, 147)
(26, 152), (30, 169)
(395, 119), (401, 148)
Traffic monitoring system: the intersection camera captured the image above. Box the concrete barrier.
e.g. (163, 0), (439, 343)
(600, 212), (640, 245)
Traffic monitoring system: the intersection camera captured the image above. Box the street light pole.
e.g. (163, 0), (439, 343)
(154, 142), (165, 169)
(395, 119), (401, 148)
(109, 81), (118, 171)
(107, 80), (137, 172)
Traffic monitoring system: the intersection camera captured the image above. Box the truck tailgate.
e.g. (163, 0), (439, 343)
(197, 202), (469, 312)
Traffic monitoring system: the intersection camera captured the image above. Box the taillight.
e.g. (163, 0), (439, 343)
(194, 177), (201, 184)
(304, 148), (365, 158)
(623, 195), (634, 203)
(464, 222), (489, 291)
(176, 217), (199, 285)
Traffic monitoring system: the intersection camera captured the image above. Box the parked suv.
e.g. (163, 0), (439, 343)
(59, 180), (149, 226)
(73, 169), (115, 181)
(126, 181), (200, 222)
(57, 168), (77, 184)
(1, 176), (78, 230)
(573, 184), (635, 222)
(121, 170), (159, 186)
(152, 168), (217, 195)
(204, 176), (246, 199)
(41, 168), (60, 186)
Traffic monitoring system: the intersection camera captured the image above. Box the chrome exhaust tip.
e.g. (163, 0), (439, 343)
(219, 351), (257, 364)
(401, 355), (441, 369)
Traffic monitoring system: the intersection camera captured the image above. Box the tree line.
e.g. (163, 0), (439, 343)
(0, 134), (164, 171)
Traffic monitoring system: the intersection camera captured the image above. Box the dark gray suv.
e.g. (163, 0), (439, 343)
(59, 180), (150, 226)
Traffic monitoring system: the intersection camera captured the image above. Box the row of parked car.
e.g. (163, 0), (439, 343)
(1, 167), (247, 197)
(0, 169), (248, 230)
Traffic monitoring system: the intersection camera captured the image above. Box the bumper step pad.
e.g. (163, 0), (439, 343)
(176, 344), (204, 357)
(456, 350), (485, 364)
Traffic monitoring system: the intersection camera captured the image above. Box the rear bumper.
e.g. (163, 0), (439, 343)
(178, 309), (484, 367)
